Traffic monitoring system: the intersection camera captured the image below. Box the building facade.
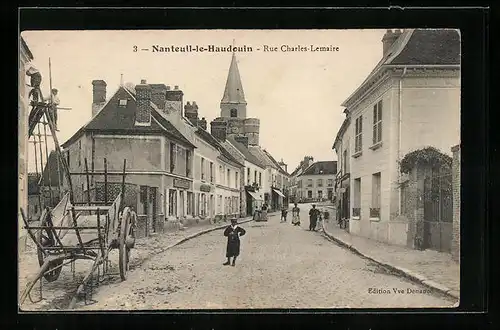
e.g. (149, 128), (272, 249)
(289, 156), (315, 203)
(296, 161), (337, 203)
(336, 29), (460, 247)
(62, 80), (196, 237)
(19, 37), (34, 252)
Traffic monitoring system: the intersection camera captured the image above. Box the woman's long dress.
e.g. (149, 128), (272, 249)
(291, 207), (301, 225)
(224, 225), (246, 257)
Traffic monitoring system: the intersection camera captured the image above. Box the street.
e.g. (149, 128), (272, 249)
(70, 204), (455, 310)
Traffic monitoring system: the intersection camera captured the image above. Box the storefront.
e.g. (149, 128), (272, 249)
(165, 177), (193, 220)
(246, 187), (264, 216)
(271, 187), (286, 210)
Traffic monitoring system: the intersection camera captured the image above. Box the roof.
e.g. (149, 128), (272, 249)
(41, 151), (61, 187)
(21, 37), (34, 60)
(262, 149), (289, 176)
(332, 117), (350, 150)
(227, 136), (266, 168)
(195, 129), (244, 167)
(62, 86), (195, 149)
(221, 53), (246, 104)
(342, 29), (460, 108)
(28, 173), (41, 195)
(300, 161), (337, 176)
(248, 146), (277, 169)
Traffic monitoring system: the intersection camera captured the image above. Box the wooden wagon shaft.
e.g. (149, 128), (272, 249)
(69, 172), (130, 176)
(20, 208), (47, 257)
(26, 225), (105, 230)
(20, 253), (73, 305)
(68, 248), (111, 309)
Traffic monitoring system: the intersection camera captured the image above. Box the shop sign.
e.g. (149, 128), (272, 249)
(173, 178), (190, 189)
(200, 184), (212, 192)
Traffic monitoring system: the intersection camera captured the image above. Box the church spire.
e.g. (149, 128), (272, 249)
(221, 49), (246, 104)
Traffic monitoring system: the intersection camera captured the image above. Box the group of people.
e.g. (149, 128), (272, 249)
(280, 203), (328, 231)
(26, 65), (60, 130)
(222, 202), (330, 267)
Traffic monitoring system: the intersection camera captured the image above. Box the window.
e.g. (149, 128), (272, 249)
(119, 99), (128, 106)
(307, 191), (313, 199)
(78, 140), (82, 167)
(298, 180), (302, 188)
(186, 150), (191, 177)
(200, 193), (206, 217)
(168, 189), (177, 216)
(342, 149), (347, 173)
(227, 169), (231, 187)
(179, 191), (185, 217)
(371, 172), (381, 218)
(230, 108), (237, 117)
(67, 151), (70, 168)
(219, 165), (223, 184)
(196, 193), (200, 216)
(355, 116), (363, 154)
(247, 168), (251, 185)
(317, 179), (323, 187)
(353, 178), (361, 217)
(235, 172), (239, 189)
(259, 172), (262, 187)
(187, 192), (193, 215)
(327, 179), (334, 187)
(318, 190), (323, 200)
(254, 170), (257, 184)
(373, 100), (383, 145)
(307, 179), (313, 187)
(170, 143), (177, 172)
(210, 162), (214, 183)
(201, 158), (205, 180)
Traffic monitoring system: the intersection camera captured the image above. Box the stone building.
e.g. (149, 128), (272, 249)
(295, 161), (337, 203)
(61, 80), (196, 238)
(289, 156), (315, 203)
(19, 37), (34, 252)
(335, 29), (460, 248)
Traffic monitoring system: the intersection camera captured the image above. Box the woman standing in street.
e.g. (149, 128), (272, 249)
(223, 218), (246, 266)
(291, 203), (301, 226)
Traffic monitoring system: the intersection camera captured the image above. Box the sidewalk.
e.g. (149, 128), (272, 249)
(322, 218), (460, 299)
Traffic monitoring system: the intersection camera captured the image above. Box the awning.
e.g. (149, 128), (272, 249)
(273, 189), (285, 198)
(247, 191), (263, 201)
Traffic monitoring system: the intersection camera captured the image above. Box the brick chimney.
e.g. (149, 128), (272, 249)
(198, 117), (207, 130)
(135, 79), (152, 126)
(382, 29), (401, 56)
(165, 85), (184, 116)
(184, 101), (199, 125)
(234, 135), (249, 148)
(150, 84), (167, 111)
(210, 118), (228, 141)
(91, 80), (107, 117)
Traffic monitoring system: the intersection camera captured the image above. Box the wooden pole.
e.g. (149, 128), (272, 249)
(43, 120), (54, 207)
(121, 159), (127, 211)
(31, 139), (43, 218)
(37, 124), (45, 208)
(104, 158), (108, 205)
(84, 158), (91, 207)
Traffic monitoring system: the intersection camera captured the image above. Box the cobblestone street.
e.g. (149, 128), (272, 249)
(59, 208), (455, 310)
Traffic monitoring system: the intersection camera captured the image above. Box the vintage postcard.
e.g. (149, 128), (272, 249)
(18, 28), (460, 311)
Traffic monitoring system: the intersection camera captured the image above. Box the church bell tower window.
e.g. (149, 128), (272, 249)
(230, 108), (237, 117)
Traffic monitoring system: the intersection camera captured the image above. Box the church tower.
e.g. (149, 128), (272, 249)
(220, 52), (247, 119)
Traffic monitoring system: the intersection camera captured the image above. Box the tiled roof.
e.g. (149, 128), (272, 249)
(342, 29), (460, 108)
(62, 86), (194, 149)
(226, 136), (266, 168)
(301, 161), (337, 176)
(262, 149), (289, 176)
(248, 146), (276, 168)
(195, 129), (244, 167)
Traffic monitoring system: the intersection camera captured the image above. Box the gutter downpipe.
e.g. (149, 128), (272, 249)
(398, 67), (407, 215)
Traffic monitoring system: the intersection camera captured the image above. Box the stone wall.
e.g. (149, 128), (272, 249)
(451, 144), (460, 262)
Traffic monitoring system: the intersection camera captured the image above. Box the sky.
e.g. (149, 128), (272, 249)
(22, 29), (386, 173)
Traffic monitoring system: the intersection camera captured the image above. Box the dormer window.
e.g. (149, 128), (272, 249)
(119, 99), (128, 106)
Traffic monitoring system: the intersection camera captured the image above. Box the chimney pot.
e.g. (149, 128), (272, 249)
(166, 85), (171, 90)
(140, 79), (147, 84)
(174, 85), (179, 90)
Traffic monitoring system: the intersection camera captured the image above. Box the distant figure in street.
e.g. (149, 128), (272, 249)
(291, 203), (301, 226)
(223, 218), (246, 266)
(309, 204), (320, 231)
(280, 206), (288, 223)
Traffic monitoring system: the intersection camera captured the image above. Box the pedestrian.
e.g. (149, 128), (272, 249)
(291, 203), (301, 226)
(309, 204), (320, 231)
(316, 209), (324, 231)
(44, 88), (60, 130)
(280, 206), (288, 223)
(223, 218), (246, 266)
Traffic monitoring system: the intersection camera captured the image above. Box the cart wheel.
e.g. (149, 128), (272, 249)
(36, 209), (63, 282)
(119, 207), (132, 281)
